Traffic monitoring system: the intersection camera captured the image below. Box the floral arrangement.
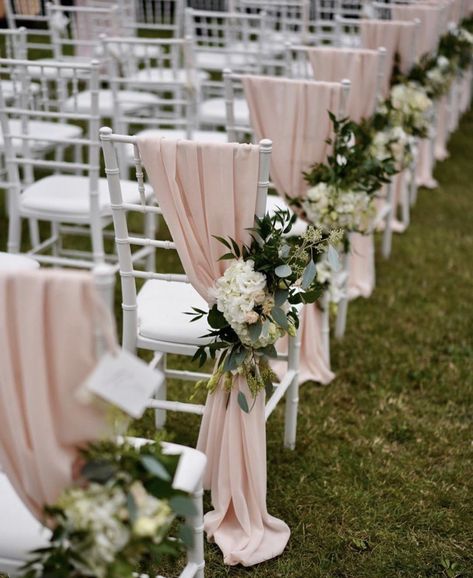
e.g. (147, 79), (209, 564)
(21, 438), (195, 578)
(383, 82), (433, 138)
(188, 210), (341, 412)
(290, 114), (397, 236)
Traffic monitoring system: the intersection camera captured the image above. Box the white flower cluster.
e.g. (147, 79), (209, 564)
(371, 126), (414, 169)
(457, 26), (473, 46)
(57, 481), (172, 578)
(426, 55), (454, 96)
(389, 82), (433, 134)
(213, 259), (285, 348)
(315, 259), (345, 304)
(302, 182), (376, 234)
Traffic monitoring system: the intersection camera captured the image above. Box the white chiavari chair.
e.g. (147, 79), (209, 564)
(100, 127), (303, 450)
(0, 58), (154, 268)
(0, 265), (206, 578)
(100, 35), (227, 178)
(4, 0), (55, 58)
(185, 7), (272, 128)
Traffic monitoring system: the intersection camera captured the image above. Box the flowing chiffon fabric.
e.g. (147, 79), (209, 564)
(307, 47), (381, 122)
(307, 47), (380, 298)
(392, 5), (445, 59)
(137, 135), (290, 566)
(0, 269), (117, 519)
(360, 20), (417, 97)
(242, 76), (342, 384)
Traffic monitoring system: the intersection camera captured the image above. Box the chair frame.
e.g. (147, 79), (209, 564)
(100, 127), (303, 450)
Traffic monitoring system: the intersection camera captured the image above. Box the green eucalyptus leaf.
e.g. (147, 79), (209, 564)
(141, 455), (172, 481)
(274, 288), (289, 307)
(328, 244), (341, 271)
(248, 321), (262, 342)
(271, 306), (289, 331)
(169, 496), (198, 517)
(275, 264), (292, 278)
(237, 390), (250, 413)
(208, 306), (228, 329)
(301, 260), (317, 290)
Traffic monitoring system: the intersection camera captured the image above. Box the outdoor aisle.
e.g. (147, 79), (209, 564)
(147, 109), (473, 578)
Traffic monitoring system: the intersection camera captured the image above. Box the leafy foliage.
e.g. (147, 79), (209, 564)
(20, 438), (194, 578)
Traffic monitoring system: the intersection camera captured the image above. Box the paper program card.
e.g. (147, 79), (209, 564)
(84, 349), (164, 418)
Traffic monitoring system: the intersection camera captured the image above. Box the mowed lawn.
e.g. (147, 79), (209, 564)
(0, 106), (471, 577)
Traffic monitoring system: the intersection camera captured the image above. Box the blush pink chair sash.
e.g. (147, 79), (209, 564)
(347, 233), (375, 299)
(242, 76), (342, 385)
(392, 5), (444, 58)
(360, 20), (417, 98)
(307, 47), (381, 121)
(0, 269), (117, 519)
(435, 95), (450, 161)
(137, 136), (290, 566)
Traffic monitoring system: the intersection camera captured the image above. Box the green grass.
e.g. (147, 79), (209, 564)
(1, 107), (472, 578)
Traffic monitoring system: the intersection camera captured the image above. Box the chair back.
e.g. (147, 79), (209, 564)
(0, 58), (101, 226)
(0, 27), (28, 60)
(46, 2), (120, 61)
(224, 69), (350, 142)
(100, 127), (272, 351)
(4, 0), (53, 57)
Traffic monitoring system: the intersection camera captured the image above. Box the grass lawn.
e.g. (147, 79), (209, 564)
(0, 109), (471, 578)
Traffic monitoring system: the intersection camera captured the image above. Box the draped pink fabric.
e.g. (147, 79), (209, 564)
(0, 269), (117, 519)
(392, 5), (444, 59)
(242, 76), (342, 200)
(197, 376), (289, 565)
(307, 47), (381, 122)
(242, 76), (342, 384)
(460, 69), (472, 114)
(347, 233), (375, 299)
(137, 136), (290, 566)
(360, 20), (417, 98)
(416, 139), (438, 188)
(435, 95), (450, 161)
(306, 48), (379, 298)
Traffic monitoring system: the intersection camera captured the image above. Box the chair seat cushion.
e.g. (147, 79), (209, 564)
(130, 67), (210, 85)
(137, 280), (211, 346)
(0, 252), (39, 271)
(195, 50), (257, 71)
(198, 97), (249, 126)
(20, 175), (153, 218)
(0, 119), (82, 152)
(64, 89), (160, 116)
(1, 79), (40, 102)
(0, 473), (50, 568)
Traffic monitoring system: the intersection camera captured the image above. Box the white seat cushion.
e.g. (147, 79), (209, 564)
(64, 89), (160, 117)
(195, 50), (256, 71)
(126, 127), (227, 161)
(265, 194), (307, 237)
(199, 97), (249, 126)
(0, 473), (50, 569)
(0, 252), (39, 271)
(1, 79), (40, 103)
(130, 67), (210, 85)
(0, 119), (82, 152)
(137, 280), (210, 346)
(20, 175), (153, 218)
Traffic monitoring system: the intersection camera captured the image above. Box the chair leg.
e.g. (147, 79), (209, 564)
(28, 218), (40, 249)
(321, 294), (330, 367)
(144, 211), (156, 272)
(400, 171), (410, 230)
(382, 181), (394, 259)
(284, 332), (301, 450)
(154, 353), (167, 429)
(186, 484), (205, 578)
(335, 252), (350, 340)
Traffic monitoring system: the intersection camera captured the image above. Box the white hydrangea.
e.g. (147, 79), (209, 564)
(129, 481), (173, 541)
(213, 259), (284, 347)
(371, 126), (414, 168)
(57, 484), (130, 577)
(389, 82), (432, 134)
(213, 259), (266, 326)
(315, 259), (345, 304)
(303, 183), (376, 234)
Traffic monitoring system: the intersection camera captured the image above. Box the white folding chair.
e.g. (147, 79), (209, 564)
(100, 128), (303, 450)
(0, 58), (154, 268)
